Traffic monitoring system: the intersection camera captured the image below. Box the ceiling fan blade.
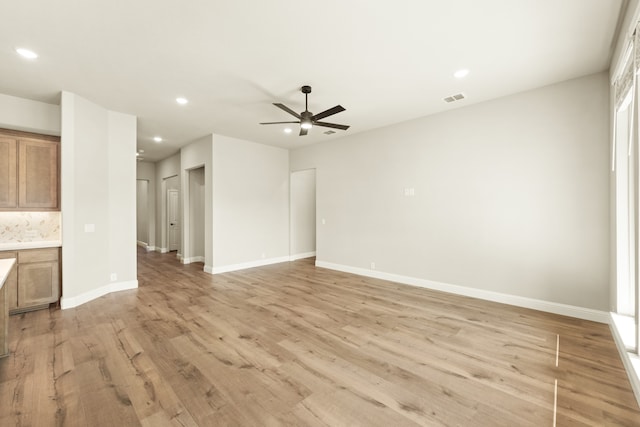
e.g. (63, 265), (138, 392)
(299, 127), (308, 136)
(312, 105), (345, 121)
(273, 103), (301, 119)
(314, 121), (350, 131)
(259, 121), (300, 125)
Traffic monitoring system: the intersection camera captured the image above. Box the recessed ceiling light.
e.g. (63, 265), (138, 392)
(136, 152), (140, 156)
(153, 136), (162, 142)
(284, 128), (292, 134)
(454, 69), (469, 79)
(15, 47), (38, 59)
(176, 97), (188, 105)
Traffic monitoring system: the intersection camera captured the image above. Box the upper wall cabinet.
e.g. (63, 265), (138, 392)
(0, 137), (18, 208)
(0, 129), (60, 211)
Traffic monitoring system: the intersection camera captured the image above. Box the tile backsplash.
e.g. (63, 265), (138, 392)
(0, 212), (61, 242)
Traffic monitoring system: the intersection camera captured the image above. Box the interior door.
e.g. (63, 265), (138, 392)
(168, 189), (180, 252)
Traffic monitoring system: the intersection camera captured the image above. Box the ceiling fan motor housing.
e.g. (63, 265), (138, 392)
(301, 85), (312, 94)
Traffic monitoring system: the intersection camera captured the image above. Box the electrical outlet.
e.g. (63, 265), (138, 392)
(110, 273), (117, 282)
(370, 262), (376, 270)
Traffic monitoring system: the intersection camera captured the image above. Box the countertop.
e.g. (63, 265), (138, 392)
(0, 258), (16, 290)
(0, 240), (62, 251)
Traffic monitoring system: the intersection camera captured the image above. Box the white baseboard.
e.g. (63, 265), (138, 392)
(204, 265), (213, 274)
(157, 247), (169, 253)
(136, 242), (156, 252)
(182, 256), (205, 264)
(609, 313), (640, 408)
(315, 261), (609, 324)
(60, 280), (138, 309)
(290, 251), (316, 261)
(211, 255), (291, 274)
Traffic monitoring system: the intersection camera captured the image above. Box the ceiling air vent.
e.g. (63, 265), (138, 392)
(443, 93), (466, 103)
(324, 130), (336, 135)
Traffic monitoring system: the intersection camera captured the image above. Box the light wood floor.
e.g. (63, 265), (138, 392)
(1, 249), (639, 426)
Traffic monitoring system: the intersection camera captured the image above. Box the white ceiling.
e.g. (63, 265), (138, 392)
(0, 0), (625, 161)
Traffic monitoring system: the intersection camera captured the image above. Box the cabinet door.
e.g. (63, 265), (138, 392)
(18, 139), (59, 209)
(18, 262), (59, 308)
(0, 137), (17, 208)
(0, 252), (18, 311)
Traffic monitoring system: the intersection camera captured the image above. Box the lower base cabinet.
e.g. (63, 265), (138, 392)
(0, 248), (60, 313)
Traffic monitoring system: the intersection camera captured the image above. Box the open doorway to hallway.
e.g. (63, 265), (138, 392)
(184, 166), (205, 264)
(290, 169), (316, 260)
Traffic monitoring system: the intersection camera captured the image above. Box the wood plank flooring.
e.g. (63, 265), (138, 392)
(1, 248), (639, 426)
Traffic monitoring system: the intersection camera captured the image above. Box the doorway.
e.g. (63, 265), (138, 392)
(168, 189), (180, 252)
(185, 166), (205, 264)
(136, 179), (149, 248)
(290, 169), (316, 260)
(161, 174), (180, 254)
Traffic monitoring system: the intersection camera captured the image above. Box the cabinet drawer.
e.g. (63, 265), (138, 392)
(18, 248), (59, 263)
(0, 251), (17, 260)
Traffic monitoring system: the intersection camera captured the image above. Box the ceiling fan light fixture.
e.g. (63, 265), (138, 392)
(300, 121), (313, 130)
(15, 47), (38, 59)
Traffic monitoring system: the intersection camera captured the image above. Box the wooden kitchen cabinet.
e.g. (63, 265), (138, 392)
(0, 252), (17, 311)
(0, 129), (60, 211)
(17, 248), (60, 311)
(0, 248), (60, 313)
(0, 137), (18, 208)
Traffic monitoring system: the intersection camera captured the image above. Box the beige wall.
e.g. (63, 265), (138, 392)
(0, 93), (60, 136)
(61, 92), (137, 307)
(291, 72), (610, 311)
(212, 134), (290, 270)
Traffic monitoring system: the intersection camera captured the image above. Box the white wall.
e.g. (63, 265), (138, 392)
(291, 72), (610, 312)
(155, 153), (181, 252)
(211, 134), (289, 271)
(61, 92), (137, 308)
(107, 110), (137, 293)
(290, 169), (316, 258)
(181, 135), (213, 269)
(136, 161), (156, 248)
(0, 93), (60, 136)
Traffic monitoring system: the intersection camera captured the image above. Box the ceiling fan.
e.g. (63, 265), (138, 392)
(260, 85), (350, 136)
